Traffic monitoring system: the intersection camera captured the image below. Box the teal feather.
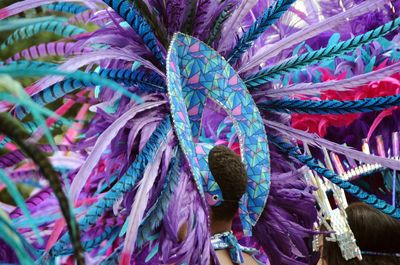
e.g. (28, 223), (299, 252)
(136, 151), (181, 247)
(269, 135), (400, 219)
(0, 21), (86, 51)
(0, 61), (140, 102)
(0, 169), (42, 243)
(228, 0), (297, 63)
(49, 117), (172, 256)
(44, 3), (89, 14)
(245, 17), (400, 89)
(0, 210), (34, 265)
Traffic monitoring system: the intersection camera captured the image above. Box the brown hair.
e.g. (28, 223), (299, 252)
(321, 202), (400, 265)
(208, 145), (247, 221)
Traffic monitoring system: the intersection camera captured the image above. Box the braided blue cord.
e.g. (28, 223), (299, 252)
(0, 21), (86, 50)
(50, 117), (172, 256)
(245, 17), (400, 89)
(44, 3), (89, 14)
(136, 152), (181, 247)
(101, 0), (165, 66)
(269, 134), (400, 219)
(99, 68), (166, 92)
(259, 94), (400, 114)
(228, 0), (296, 63)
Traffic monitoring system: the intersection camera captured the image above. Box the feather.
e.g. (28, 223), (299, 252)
(101, 0), (165, 65)
(119, 132), (172, 265)
(269, 134), (400, 220)
(68, 10), (96, 25)
(218, 0), (258, 52)
(0, 169), (42, 242)
(228, 0), (297, 63)
(0, 21), (86, 51)
(30, 49), (164, 95)
(245, 17), (400, 88)
(69, 101), (165, 203)
(259, 94), (400, 114)
(44, 3), (89, 14)
(0, 113), (84, 265)
(6, 42), (91, 63)
(239, 0), (387, 73)
(0, 61), (138, 100)
(10, 188), (52, 219)
(267, 61), (400, 97)
(0, 209), (34, 265)
(136, 151), (181, 247)
(50, 117), (172, 255)
(0, 16), (66, 32)
(0, 0), (100, 19)
(99, 68), (166, 92)
(265, 120), (400, 170)
(15, 79), (89, 120)
(0, 144), (70, 168)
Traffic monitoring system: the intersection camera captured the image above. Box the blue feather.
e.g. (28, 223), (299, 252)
(245, 17), (400, 89)
(49, 117), (172, 256)
(136, 151), (181, 247)
(269, 134), (400, 220)
(44, 3), (89, 15)
(258, 94), (400, 114)
(0, 21), (86, 50)
(15, 79), (90, 120)
(228, 0), (297, 63)
(99, 68), (166, 92)
(101, 0), (165, 66)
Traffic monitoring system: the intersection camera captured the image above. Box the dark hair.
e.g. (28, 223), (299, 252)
(208, 145), (247, 221)
(321, 202), (400, 265)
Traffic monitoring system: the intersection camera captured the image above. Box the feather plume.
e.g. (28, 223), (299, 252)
(218, 0), (259, 52)
(69, 101), (165, 203)
(265, 120), (400, 170)
(239, 0), (387, 73)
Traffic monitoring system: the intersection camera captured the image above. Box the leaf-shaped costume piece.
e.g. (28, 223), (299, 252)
(167, 33), (270, 233)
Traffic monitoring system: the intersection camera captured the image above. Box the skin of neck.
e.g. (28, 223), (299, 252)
(211, 217), (233, 235)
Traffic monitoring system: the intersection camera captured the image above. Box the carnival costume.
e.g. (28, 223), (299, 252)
(0, 0), (399, 264)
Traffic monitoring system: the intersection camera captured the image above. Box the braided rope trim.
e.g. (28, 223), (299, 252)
(269, 134), (400, 220)
(245, 17), (400, 88)
(228, 0), (296, 63)
(258, 94), (400, 114)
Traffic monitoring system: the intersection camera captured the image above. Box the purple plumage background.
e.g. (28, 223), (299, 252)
(0, 0), (399, 264)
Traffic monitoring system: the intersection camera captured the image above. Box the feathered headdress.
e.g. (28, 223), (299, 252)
(0, 0), (399, 264)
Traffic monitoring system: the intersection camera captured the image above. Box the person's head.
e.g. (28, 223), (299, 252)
(208, 145), (247, 222)
(319, 202), (400, 265)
